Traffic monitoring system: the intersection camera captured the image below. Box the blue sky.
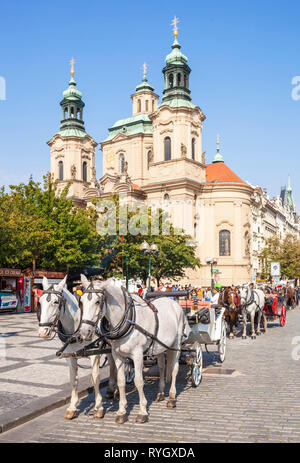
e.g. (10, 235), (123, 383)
(0, 0), (299, 207)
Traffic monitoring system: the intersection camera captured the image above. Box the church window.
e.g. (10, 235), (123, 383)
(164, 193), (170, 201)
(83, 161), (87, 182)
(137, 99), (141, 112)
(152, 100), (155, 112)
(194, 223), (197, 237)
(70, 107), (75, 118)
(177, 73), (181, 86)
(169, 74), (174, 88)
(184, 74), (187, 88)
(64, 108), (68, 119)
(192, 138), (195, 160)
(77, 108), (81, 119)
(120, 154), (125, 173)
(146, 100), (149, 111)
(219, 230), (231, 256)
(58, 161), (63, 181)
(164, 137), (171, 161)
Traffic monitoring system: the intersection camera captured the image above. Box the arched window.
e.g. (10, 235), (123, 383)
(169, 74), (174, 88)
(137, 99), (141, 112)
(219, 230), (231, 256)
(164, 193), (170, 201)
(191, 138), (195, 160)
(147, 151), (152, 169)
(164, 137), (171, 161)
(184, 74), (187, 88)
(152, 100), (155, 112)
(58, 161), (63, 181)
(145, 100), (149, 112)
(177, 73), (181, 86)
(82, 161), (87, 182)
(70, 107), (75, 118)
(77, 108), (81, 120)
(120, 154), (125, 173)
(64, 108), (68, 119)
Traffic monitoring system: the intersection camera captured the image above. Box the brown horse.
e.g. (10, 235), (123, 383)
(286, 286), (295, 309)
(219, 287), (239, 339)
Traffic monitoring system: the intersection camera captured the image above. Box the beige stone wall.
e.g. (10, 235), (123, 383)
(48, 134), (97, 201)
(150, 105), (205, 165)
(101, 134), (153, 187)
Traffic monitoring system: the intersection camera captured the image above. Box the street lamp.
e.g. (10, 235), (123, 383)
(140, 241), (159, 290)
(206, 257), (218, 291)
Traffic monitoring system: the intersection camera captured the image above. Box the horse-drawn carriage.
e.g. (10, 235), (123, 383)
(263, 293), (287, 327)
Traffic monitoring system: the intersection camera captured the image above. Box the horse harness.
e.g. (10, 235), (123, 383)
(80, 284), (180, 355)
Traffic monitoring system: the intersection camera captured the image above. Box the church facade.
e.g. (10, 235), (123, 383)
(48, 25), (299, 286)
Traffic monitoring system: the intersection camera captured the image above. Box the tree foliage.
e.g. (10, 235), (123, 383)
(259, 234), (300, 280)
(95, 194), (201, 285)
(0, 177), (103, 271)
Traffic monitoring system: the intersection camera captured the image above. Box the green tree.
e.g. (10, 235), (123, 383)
(95, 194), (200, 285)
(0, 176), (104, 271)
(260, 234), (300, 281)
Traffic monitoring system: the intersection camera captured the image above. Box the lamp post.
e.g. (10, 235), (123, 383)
(206, 257), (218, 291)
(140, 241), (159, 291)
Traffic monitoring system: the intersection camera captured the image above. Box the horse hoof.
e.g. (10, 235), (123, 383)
(93, 409), (105, 419)
(64, 410), (78, 420)
(155, 392), (165, 402)
(229, 334), (235, 339)
(167, 399), (177, 408)
(113, 389), (120, 401)
(251, 335), (256, 340)
(135, 414), (149, 424)
(242, 336), (247, 340)
(115, 414), (128, 425)
(105, 390), (114, 400)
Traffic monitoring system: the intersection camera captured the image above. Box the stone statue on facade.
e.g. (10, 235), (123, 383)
(181, 143), (187, 158)
(71, 164), (76, 179)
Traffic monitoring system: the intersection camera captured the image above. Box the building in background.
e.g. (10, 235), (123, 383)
(48, 20), (299, 286)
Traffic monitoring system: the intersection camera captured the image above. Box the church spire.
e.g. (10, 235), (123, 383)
(161, 17), (193, 107)
(213, 135), (224, 163)
(58, 59), (86, 136)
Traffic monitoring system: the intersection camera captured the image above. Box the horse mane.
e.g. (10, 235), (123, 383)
(62, 287), (79, 313)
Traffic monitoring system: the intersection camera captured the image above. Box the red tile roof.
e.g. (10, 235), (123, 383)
(206, 162), (245, 184)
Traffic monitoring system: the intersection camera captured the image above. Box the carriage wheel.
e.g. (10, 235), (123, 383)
(280, 305), (287, 327)
(218, 321), (227, 363)
(191, 342), (203, 387)
(125, 359), (135, 384)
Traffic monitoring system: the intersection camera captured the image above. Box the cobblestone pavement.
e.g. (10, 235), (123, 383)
(0, 313), (108, 431)
(1, 307), (300, 443)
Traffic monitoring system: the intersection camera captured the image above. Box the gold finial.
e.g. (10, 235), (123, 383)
(70, 57), (75, 77)
(217, 134), (220, 145)
(171, 16), (179, 37)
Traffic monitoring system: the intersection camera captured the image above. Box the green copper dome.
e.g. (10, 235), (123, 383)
(62, 77), (83, 100)
(135, 75), (155, 93)
(165, 37), (188, 65)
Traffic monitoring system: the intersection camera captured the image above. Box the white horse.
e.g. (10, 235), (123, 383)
(238, 285), (267, 339)
(38, 276), (117, 419)
(79, 275), (185, 424)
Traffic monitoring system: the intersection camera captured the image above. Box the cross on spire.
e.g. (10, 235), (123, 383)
(171, 16), (179, 37)
(142, 62), (148, 79)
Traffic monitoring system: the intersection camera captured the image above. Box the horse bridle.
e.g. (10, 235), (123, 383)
(222, 287), (239, 311)
(37, 287), (65, 330)
(80, 283), (135, 340)
(80, 282), (106, 329)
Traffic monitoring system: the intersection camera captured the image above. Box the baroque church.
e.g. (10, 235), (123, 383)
(48, 20), (298, 286)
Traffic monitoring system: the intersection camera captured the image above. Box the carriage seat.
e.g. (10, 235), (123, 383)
(187, 307), (210, 325)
